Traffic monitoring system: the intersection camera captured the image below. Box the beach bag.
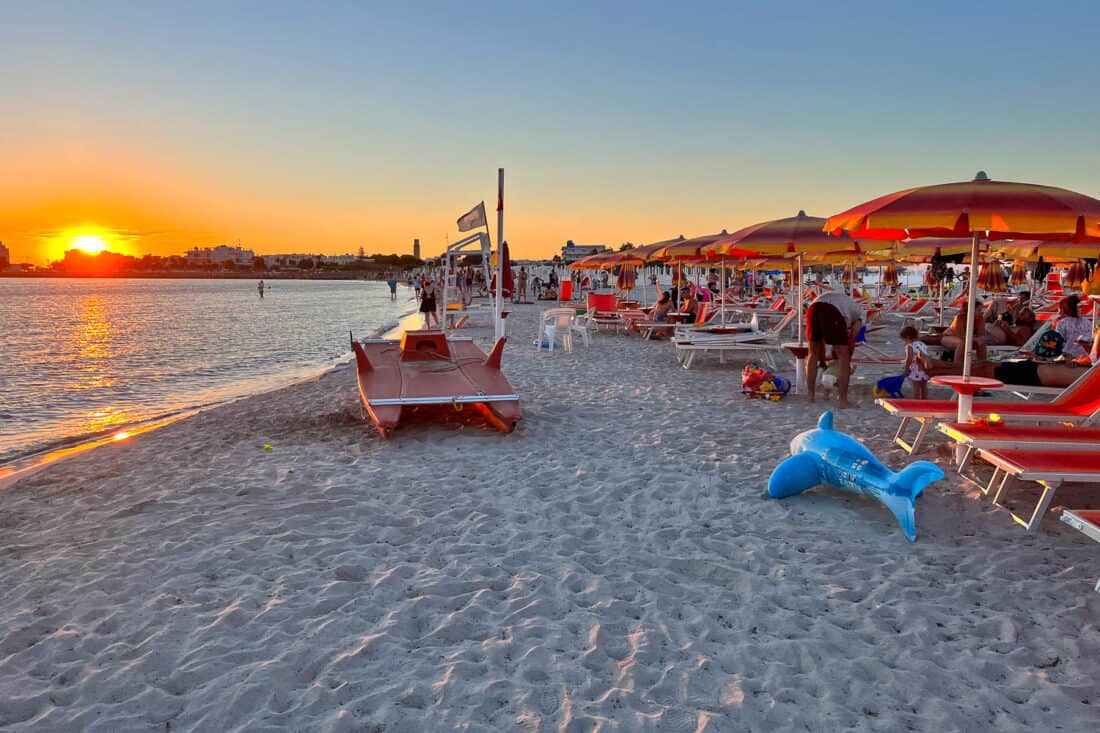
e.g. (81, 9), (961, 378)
(1033, 329), (1065, 359)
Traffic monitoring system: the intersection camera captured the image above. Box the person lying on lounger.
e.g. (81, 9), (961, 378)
(985, 308), (1036, 347)
(920, 353), (1090, 389)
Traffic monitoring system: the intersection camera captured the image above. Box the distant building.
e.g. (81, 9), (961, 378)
(560, 240), (607, 263)
(0, 241), (9, 269)
(413, 238), (421, 260)
(320, 254), (360, 265)
(185, 244), (255, 267)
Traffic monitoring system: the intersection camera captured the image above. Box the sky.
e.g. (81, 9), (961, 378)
(2, 0), (1099, 264)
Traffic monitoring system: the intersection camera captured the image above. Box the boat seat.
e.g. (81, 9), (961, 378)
(400, 330), (451, 361)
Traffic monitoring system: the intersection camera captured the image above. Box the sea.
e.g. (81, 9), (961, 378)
(0, 278), (417, 464)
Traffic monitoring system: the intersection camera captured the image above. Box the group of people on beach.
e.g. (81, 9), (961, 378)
(803, 288), (1098, 407)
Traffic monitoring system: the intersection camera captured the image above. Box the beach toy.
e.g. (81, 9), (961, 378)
(874, 374), (906, 398)
(768, 411), (944, 541)
(740, 363), (789, 400)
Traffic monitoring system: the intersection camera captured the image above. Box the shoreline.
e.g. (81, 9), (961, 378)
(0, 310), (417, 489)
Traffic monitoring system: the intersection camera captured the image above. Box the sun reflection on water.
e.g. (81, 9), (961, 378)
(72, 297), (117, 391)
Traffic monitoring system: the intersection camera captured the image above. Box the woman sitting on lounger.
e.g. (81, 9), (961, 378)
(921, 352), (1091, 389)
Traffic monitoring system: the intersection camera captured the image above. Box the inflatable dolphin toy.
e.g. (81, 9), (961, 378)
(768, 411), (943, 541)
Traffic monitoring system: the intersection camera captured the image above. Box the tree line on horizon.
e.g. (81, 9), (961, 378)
(42, 249), (425, 277)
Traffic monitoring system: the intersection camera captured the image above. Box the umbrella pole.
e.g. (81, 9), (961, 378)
(720, 259), (726, 324)
(938, 278), (944, 327)
(957, 232), (981, 432)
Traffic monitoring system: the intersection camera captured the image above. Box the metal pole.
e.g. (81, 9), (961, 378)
(957, 232), (981, 428)
(495, 169), (504, 340)
(442, 245), (451, 330)
(797, 254), (804, 344)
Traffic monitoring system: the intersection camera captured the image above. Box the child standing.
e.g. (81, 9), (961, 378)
(901, 325), (929, 399)
(820, 348), (856, 401)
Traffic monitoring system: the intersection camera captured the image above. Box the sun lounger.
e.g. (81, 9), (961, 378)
(1060, 510), (1100, 591)
(883, 298), (932, 320)
(878, 364), (1100, 453)
(976, 448), (1100, 532)
(672, 310), (795, 369)
(937, 422), (1100, 474)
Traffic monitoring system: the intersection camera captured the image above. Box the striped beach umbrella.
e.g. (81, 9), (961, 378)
(881, 261), (900, 286)
(1065, 260), (1088, 290)
(826, 171), (1100, 402)
(977, 261), (1007, 293)
(1010, 260), (1028, 286)
(616, 264), (637, 292)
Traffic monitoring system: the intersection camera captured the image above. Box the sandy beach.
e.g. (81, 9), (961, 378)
(1, 304), (1098, 732)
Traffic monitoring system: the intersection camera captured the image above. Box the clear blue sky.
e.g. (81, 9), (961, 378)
(3, 0), (1099, 261)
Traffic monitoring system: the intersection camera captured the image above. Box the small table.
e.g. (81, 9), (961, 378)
(782, 342), (810, 394)
(931, 376), (1003, 459)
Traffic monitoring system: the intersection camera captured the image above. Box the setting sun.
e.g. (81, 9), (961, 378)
(73, 235), (108, 254)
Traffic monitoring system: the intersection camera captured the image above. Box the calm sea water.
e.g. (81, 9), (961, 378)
(0, 278), (416, 463)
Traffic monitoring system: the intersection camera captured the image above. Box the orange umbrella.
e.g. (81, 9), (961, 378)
(826, 170), (1100, 413)
(653, 231), (728, 260)
(569, 251), (645, 270)
(882, 261), (900, 287)
(977, 261), (1007, 293)
(616, 264), (637, 292)
(1065, 260), (1088, 290)
(1010, 260), (1028, 286)
(709, 210), (863, 256)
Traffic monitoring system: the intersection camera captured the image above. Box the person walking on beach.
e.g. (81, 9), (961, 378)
(386, 276), (398, 301)
(518, 266), (528, 302)
(805, 290), (863, 407)
(257, 279), (265, 298)
(419, 276), (439, 328)
(414, 276), (422, 301)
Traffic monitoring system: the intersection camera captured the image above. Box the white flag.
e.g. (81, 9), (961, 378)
(457, 201), (487, 232)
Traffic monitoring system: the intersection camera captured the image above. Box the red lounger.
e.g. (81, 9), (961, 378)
(879, 366), (1100, 453)
(977, 449), (1100, 532)
(937, 422), (1100, 472)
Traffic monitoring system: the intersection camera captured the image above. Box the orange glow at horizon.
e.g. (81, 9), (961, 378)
(72, 234), (107, 254)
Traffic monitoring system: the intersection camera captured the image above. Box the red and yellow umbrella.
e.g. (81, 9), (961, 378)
(826, 171), (1100, 403)
(1065, 260), (1088, 290)
(977, 261), (1007, 293)
(881, 261), (900, 287)
(1010, 260), (1028, 286)
(825, 173), (1100, 242)
(568, 250), (645, 270)
(616, 264), (637, 292)
(709, 210), (864, 256)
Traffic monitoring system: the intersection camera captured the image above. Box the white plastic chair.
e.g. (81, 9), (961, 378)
(537, 308), (577, 353)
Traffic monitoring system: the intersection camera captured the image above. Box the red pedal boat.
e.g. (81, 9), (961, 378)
(350, 330), (521, 438)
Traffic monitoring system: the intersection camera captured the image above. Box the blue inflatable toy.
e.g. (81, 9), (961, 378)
(874, 374), (906, 398)
(768, 411), (943, 541)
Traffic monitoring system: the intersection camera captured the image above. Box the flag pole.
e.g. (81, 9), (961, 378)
(495, 168), (504, 341)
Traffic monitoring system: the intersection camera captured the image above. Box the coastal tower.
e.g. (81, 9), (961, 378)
(413, 238), (421, 260)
